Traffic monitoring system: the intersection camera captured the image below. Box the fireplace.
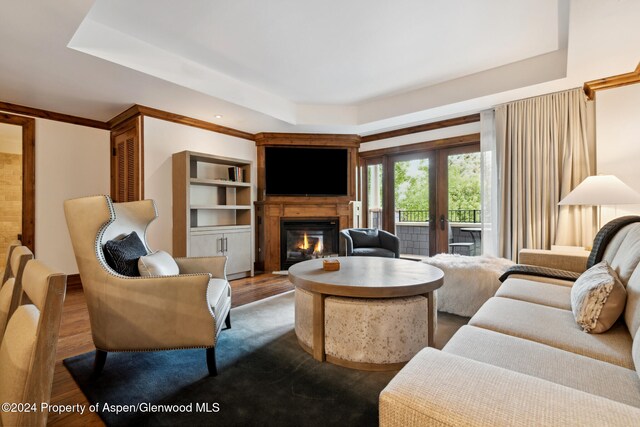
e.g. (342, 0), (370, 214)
(280, 219), (339, 269)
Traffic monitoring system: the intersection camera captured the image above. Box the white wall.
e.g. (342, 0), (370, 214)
(596, 84), (640, 222)
(143, 117), (257, 252)
(35, 119), (110, 274)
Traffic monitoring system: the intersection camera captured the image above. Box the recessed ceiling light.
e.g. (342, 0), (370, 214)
(214, 114), (223, 119)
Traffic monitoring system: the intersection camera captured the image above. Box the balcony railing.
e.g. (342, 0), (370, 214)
(395, 209), (481, 223)
(368, 208), (482, 256)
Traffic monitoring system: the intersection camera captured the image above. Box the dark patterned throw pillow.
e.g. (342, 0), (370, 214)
(103, 231), (147, 276)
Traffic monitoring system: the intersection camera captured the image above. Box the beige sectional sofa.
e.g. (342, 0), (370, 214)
(380, 220), (640, 426)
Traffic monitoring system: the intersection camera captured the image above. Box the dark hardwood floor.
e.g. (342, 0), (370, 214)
(47, 273), (293, 426)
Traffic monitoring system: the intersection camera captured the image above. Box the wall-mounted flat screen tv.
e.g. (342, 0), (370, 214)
(265, 147), (348, 196)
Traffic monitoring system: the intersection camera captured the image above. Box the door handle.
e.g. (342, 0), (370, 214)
(440, 215), (447, 231)
(224, 237), (228, 253)
(217, 238), (222, 253)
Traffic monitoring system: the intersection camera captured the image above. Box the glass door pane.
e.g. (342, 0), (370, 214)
(393, 157), (431, 258)
(446, 151), (481, 255)
(367, 163), (383, 229)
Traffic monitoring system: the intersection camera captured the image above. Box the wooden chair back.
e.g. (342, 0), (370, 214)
(0, 245), (33, 343)
(0, 240), (21, 285)
(0, 260), (66, 426)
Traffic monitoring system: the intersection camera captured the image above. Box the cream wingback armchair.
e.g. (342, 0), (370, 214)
(64, 195), (231, 376)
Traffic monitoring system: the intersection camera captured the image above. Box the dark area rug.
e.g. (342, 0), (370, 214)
(64, 291), (397, 426)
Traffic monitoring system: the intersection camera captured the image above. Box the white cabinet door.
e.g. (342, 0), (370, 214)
(223, 230), (252, 274)
(189, 228), (251, 276)
(190, 231), (225, 257)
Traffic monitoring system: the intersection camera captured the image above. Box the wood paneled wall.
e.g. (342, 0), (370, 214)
(254, 133), (360, 271)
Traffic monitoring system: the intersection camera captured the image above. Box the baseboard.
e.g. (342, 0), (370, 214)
(66, 274), (82, 291)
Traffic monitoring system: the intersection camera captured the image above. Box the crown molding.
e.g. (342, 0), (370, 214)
(359, 133), (480, 158)
(254, 132), (360, 147)
(0, 101), (109, 129)
(108, 104), (255, 140)
(583, 62), (640, 100)
(360, 114), (480, 143)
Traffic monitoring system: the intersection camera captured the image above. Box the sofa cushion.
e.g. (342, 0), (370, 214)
(496, 277), (572, 310)
(602, 223), (640, 285)
(520, 248), (589, 273)
(102, 231), (147, 276)
(380, 348), (640, 427)
(352, 247), (395, 258)
(349, 229), (379, 248)
(138, 251), (180, 277)
(625, 265), (640, 337)
(571, 261), (626, 333)
(444, 325), (640, 408)
(469, 297), (634, 369)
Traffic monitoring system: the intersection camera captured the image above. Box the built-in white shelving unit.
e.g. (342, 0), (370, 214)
(173, 150), (254, 279)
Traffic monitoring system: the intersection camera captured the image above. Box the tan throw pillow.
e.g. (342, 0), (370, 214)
(138, 251), (180, 277)
(571, 261), (627, 333)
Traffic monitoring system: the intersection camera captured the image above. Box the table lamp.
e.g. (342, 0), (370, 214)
(558, 175), (640, 229)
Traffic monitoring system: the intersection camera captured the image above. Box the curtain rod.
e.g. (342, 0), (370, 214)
(493, 86), (586, 109)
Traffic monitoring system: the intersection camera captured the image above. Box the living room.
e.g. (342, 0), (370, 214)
(1, 0), (640, 425)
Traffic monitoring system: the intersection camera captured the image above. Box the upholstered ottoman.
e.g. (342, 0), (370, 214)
(295, 288), (314, 350)
(423, 254), (514, 317)
(295, 287), (428, 370)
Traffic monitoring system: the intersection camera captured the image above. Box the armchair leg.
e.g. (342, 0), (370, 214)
(224, 312), (231, 329)
(93, 350), (107, 376)
(206, 347), (218, 376)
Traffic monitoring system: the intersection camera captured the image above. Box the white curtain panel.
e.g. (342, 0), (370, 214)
(480, 109), (499, 256)
(495, 88), (594, 261)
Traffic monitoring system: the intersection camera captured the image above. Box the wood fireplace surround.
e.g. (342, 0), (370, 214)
(254, 133), (360, 272)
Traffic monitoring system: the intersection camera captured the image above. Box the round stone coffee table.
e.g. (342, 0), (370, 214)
(288, 256), (443, 371)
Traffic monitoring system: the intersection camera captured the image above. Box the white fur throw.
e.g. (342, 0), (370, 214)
(423, 254), (515, 317)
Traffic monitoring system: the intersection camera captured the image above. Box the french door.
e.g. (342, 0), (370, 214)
(361, 156), (387, 231)
(361, 143), (480, 257)
(390, 152), (436, 255)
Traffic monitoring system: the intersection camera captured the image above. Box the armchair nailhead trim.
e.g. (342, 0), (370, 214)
(87, 195), (229, 351)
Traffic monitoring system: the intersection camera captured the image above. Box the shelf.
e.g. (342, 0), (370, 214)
(190, 178), (251, 188)
(189, 152), (251, 166)
(191, 224), (251, 232)
(173, 150), (254, 278)
(190, 205), (252, 210)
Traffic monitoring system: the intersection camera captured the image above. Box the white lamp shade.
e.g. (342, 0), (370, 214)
(559, 175), (640, 206)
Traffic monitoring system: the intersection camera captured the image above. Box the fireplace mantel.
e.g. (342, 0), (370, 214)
(253, 133), (359, 272)
(255, 200), (352, 271)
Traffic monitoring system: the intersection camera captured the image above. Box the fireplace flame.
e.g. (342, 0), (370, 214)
(314, 240), (323, 254)
(300, 233), (310, 250)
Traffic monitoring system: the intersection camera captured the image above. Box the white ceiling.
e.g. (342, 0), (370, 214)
(0, 0), (639, 134)
(78, 0), (559, 105)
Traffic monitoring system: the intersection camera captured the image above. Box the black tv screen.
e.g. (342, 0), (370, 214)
(265, 147), (348, 196)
